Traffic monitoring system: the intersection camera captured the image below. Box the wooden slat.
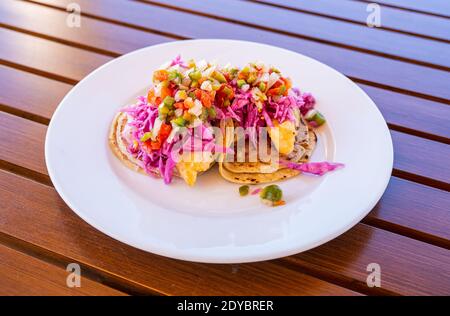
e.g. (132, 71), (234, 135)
(285, 224), (450, 296)
(0, 243), (126, 295)
(358, 84), (450, 142)
(0, 0), (175, 56)
(0, 111), (47, 175)
(0, 66), (71, 123)
(1, 5), (449, 142)
(26, 0), (450, 102)
(247, 0), (450, 42)
(0, 170), (359, 295)
(391, 130), (450, 186)
(363, 0), (450, 18)
(0, 28), (111, 84)
(1, 168), (449, 295)
(366, 177), (450, 245)
(144, 0), (450, 68)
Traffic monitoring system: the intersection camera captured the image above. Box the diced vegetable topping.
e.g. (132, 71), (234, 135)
(260, 185), (283, 204)
(239, 185), (250, 196)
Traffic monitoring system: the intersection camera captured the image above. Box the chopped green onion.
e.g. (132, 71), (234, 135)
(222, 86), (233, 97)
(239, 185), (249, 196)
(207, 107), (217, 119)
(260, 185), (283, 205)
(163, 96), (175, 108)
(189, 70), (202, 81)
(172, 117), (186, 127)
(158, 104), (170, 115)
(305, 110), (326, 126)
(168, 70), (181, 81)
(140, 132), (152, 142)
(237, 79), (246, 88)
(279, 85), (286, 95)
(259, 82), (266, 92)
(247, 73), (257, 84)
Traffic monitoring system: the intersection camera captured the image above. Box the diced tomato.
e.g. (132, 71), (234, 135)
(282, 78), (292, 95)
(160, 86), (172, 100)
(215, 84), (234, 107)
(194, 89), (202, 99)
(153, 69), (168, 82)
(159, 123), (172, 143)
(174, 102), (185, 109)
(147, 88), (156, 105)
(201, 91), (212, 108)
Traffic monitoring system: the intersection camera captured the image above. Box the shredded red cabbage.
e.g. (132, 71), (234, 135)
(281, 161), (345, 176)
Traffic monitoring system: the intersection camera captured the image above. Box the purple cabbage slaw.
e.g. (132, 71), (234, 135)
(121, 96), (226, 184)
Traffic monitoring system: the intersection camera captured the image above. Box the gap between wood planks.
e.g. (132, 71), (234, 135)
(353, 0), (450, 20)
(18, 0), (450, 105)
(0, 231), (165, 296)
(134, 0), (450, 72)
(243, 0), (450, 44)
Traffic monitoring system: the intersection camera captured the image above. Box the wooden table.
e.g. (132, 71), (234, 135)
(0, 0), (449, 296)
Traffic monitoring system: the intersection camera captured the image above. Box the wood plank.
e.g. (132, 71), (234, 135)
(0, 243), (126, 296)
(366, 177), (450, 246)
(0, 66), (72, 123)
(26, 0), (450, 101)
(391, 130), (450, 186)
(0, 111), (47, 175)
(143, 0), (450, 68)
(1, 168), (448, 295)
(0, 170), (358, 295)
(362, 0), (450, 18)
(247, 0), (450, 41)
(0, 28), (111, 83)
(358, 84), (450, 142)
(0, 0), (175, 56)
(285, 224), (450, 296)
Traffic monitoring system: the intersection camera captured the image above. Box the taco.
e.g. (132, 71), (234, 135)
(217, 62), (325, 184)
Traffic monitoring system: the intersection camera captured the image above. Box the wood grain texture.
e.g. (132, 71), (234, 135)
(0, 111), (47, 175)
(26, 0), (450, 102)
(0, 11), (449, 141)
(144, 0), (450, 68)
(285, 224), (450, 296)
(391, 130), (450, 186)
(0, 169), (449, 295)
(0, 0), (175, 56)
(0, 66), (71, 123)
(0, 243), (126, 296)
(0, 28), (111, 83)
(0, 170), (359, 296)
(367, 177), (450, 245)
(358, 0), (450, 18)
(245, 0), (450, 42)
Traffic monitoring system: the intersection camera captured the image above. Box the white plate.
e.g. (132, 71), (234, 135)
(45, 40), (393, 263)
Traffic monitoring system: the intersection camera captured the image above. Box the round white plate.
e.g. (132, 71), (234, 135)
(46, 40), (393, 263)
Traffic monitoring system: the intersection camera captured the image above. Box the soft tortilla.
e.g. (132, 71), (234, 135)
(218, 117), (317, 184)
